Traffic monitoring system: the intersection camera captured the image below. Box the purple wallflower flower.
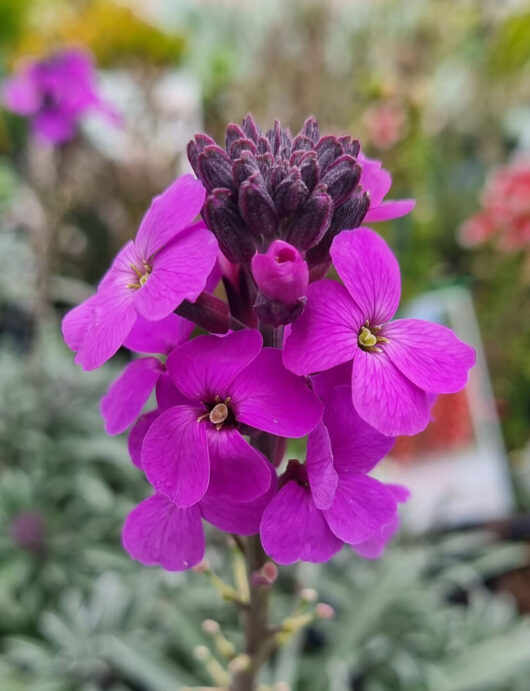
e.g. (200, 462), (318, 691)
(358, 152), (415, 222)
(283, 228), (476, 437)
(62, 175), (218, 370)
(260, 386), (403, 564)
(141, 330), (323, 507)
(2, 48), (118, 143)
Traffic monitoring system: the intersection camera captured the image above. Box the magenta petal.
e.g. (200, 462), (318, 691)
(323, 386), (395, 474)
(123, 313), (193, 354)
(383, 319), (476, 394)
(62, 295), (98, 351)
(128, 410), (159, 468)
(167, 330), (262, 402)
(142, 405), (210, 507)
(134, 175), (207, 257)
(122, 494), (204, 571)
(324, 474), (397, 544)
(283, 280), (362, 375)
(311, 361), (352, 400)
(352, 483), (410, 560)
(2, 73), (40, 115)
(74, 288), (137, 371)
(365, 199), (416, 223)
(155, 372), (193, 411)
(306, 422), (338, 510)
(134, 227), (218, 321)
(232, 348), (323, 437)
(352, 349), (430, 437)
(331, 228), (401, 325)
(33, 110), (75, 143)
(200, 467), (277, 535)
(351, 514), (400, 560)
(260, 482), (343, 565)
(100, 358), (163, 435)
(206, 427), (272, 502)
(359, 153), (389, 207)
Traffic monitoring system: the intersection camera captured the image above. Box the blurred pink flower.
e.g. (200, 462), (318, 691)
(459, 159), (530, 252)
(362, 101), (408, 151)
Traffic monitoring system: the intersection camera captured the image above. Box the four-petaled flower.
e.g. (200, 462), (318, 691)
(261, 386), (408, 564)
(283, 228), (476, 437)
(142, 330), (323, 507)
(62, 174), (218, 370)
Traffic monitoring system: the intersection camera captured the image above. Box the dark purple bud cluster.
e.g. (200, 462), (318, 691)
(187, 115), (369, 267)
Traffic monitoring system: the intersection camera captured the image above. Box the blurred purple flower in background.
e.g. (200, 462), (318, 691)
(2, 47), (119, 143)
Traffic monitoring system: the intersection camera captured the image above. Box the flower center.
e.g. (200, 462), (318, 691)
(197, 395), (235, 431)
(127, 261), (152, 290)
(209, 403), (228, 426)
(358, 322), (389, 353)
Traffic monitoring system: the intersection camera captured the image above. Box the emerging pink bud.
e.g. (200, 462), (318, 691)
(251, 240), (309, 305)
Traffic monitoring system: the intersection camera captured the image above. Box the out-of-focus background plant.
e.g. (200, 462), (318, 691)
(1, 1), (529, 689)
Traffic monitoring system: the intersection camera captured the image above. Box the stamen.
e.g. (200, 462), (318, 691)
(130, 263), (143, 279)
(128, 261), (152, 290)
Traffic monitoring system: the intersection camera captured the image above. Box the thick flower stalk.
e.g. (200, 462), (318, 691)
(62, 114), (475, 691)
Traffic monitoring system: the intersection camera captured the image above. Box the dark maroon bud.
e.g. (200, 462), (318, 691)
(229, 137), (257, 160)
(338, 135), (351, 150)
(300, 116), (320, 143)
(298, 151), (320, 191)
(254, 291), (307, 327)
(225, 123), (246, 153)
(306, 190), (369, 265)
(320, 155), (361, 207)
(282, 184), (333, 250)
(242, 113), (262, 142)
(266, 119), (282, 157)
(198, 145), (234, 191)
(267, 121), (292, 159)
(257, 136), (272, 155)
(290, 134), (314, 154)
(273, 171), (309, 218)
(256, 152), (274, 176)
(204, 189), (256, 263)
(347, 138), (360, 158)
(187, 133), (216, 176)
(232, 151), (261, 186)
(264, 161), (290, 193)
(279, 127), (293, 159)
(239, 173), (279, 239)
(315, 135), (344, 174)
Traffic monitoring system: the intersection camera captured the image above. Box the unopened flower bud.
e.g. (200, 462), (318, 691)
(251, 241), (308, 305)
(194, 645), (210, 661)
(228, 654), (251, 674)
(315, 603), (335, 619)
(251, 560), (279, 587)
(300, 588), (318, 603)
(192, 558), (210, 574)
(202, 619), (220, 635)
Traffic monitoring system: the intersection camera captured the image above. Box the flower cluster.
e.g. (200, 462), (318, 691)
(2, 47), (118, 143)
(63, 115), (475, 571)
(459, 158), (530, 253)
